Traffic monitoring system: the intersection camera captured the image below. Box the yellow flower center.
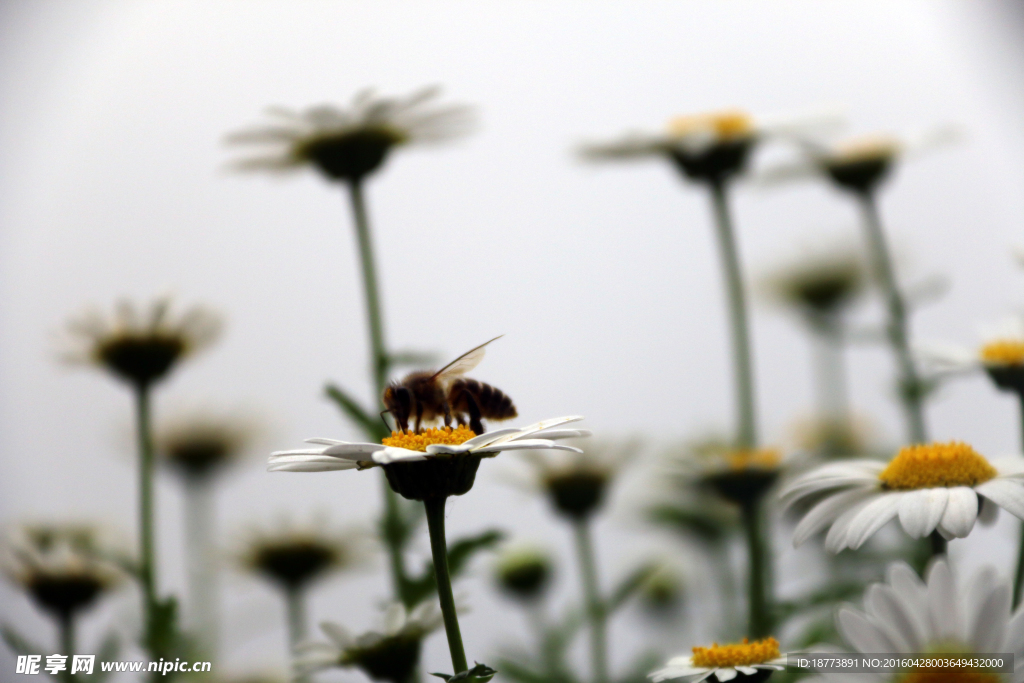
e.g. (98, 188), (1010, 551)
(725, 448), (782, 471)
(980, 340), (1024, 366)
(381, 426), (476, 452)
(831, 135), (900, 163)
(691, 637), (780, 668)
(669, 110), (754, 140)
(878, 442), (996, 490)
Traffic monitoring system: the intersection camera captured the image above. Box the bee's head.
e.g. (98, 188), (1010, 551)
(382, 383), (413, 432)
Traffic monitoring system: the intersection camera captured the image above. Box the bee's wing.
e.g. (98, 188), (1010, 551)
(431, 336), (503, 381)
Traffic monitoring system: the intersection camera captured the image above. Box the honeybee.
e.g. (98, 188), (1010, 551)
(382, 336), (517, 435)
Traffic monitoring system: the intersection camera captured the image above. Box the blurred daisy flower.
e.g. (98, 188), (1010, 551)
(493, 543), (553, 603)
(760, 243), (866, 323)
(226, 86), (474, 183)
(918, 317), (1024, 394)
(836, 558), (1024, 683)
(510, 437), (632, 519)
(650, 636), (787, 683)
(156, 408), (259, 481)
(238, 517), (367, 593)
(268, 416), (589, 502)
(781, 441), (1024, 552)
(61, 297), (221, 387)
(673, 441), (787, 507)
(4, 524), (124, 621)
(581, 108), (841, 184)
(760, 126), (960, 194)
(295, 602), (444, 683)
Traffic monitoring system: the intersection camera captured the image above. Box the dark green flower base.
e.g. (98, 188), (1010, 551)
(384, 454), (483, 501)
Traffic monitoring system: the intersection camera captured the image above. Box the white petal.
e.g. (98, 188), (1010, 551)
(489, 416), (584, 447)
(477, 439), (583, 453)
(825, 495), (879, 553)
(926, 559), (960, 642)
(373, 447), (428, 465)
(735, 667), (757, 676)
(267, 456), (359, 472)
(898, 488), (948, 538)
(976, 479), (1024, 519)
(319, 621), (353, 648)
(424, 444), (473, 455)
(844, 493), (904, 550)
(939, 487), (979, 538)
(792, 488), (878, 546)
(461, 428), (522, 447)
(969, 580), (1010, 653)
(837, 608), (898, 653)
(665, 657), (695, 668)
(714, 669), (737, 682)
(305, 438), (346, 446)
(321, 442), (386, 458)
(864, 584), (920, 651)
(383, 603), (407, 635)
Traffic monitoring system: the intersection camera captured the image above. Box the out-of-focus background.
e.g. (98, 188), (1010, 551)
(2, 0), (1024, 679)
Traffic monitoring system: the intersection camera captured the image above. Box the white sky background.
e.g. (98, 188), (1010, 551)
(2, 0), (1024, 679)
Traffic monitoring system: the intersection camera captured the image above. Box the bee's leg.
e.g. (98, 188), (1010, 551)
(414, 403), (424, 434)
(463, 393), (484, 435)
(443, 401), (453, 428)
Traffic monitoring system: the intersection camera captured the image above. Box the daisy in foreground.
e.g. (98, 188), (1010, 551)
(270, 415), (588, 680)
(835, 559), (1024, 683)
(650, 637), (787, 683)
(780, 441), (1024, 553)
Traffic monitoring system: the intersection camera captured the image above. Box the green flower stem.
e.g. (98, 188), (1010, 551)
(424, 497), (468, 674)
(346, 179), (389, 395)
(59, 613), (75, 683)
(343, 179), (412, 606)
(133, 383), (158, 647)
(812, 317), (849, 423)
(183, 477), (217, 655)
(285, 586), (308, 683)
(856, 192), (928, 444)
(572, 519), (607, 683)
(740, 499), (772, 638)
(1013, 391), (1024, 606)
(708, 180), (757, 449)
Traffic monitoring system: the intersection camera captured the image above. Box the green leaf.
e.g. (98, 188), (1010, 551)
(324, 383), (388, 441)
(606, 563), (659, 615)
(1, 624), (46, 657)
(92, 632), (120, 683)
(146, 596), (181, 659)
(403, 529), (505, 606)
(646, 503), (733, 544)
(615, 651), (665, 683)
(775, 581), (866, 623)
(448, 529), (504, 577)
(431, 663), (498, 683)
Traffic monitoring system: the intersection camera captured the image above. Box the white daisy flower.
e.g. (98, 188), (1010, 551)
(4, 524), (125, 620)
(836, 558), (1024, 683)
(269, 416), (588, 472)
(917, 316), (1024, 380)
(581, 108), (842, 161)
(780, 441), (1024, 552)
(295, 602), (443, 682)
(650, 637), (788, 683)
(226, 86), (474, 182)
(270, 416), (589, 501)
(759, 126), (960, 193)
(60, 296), (221, 387)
